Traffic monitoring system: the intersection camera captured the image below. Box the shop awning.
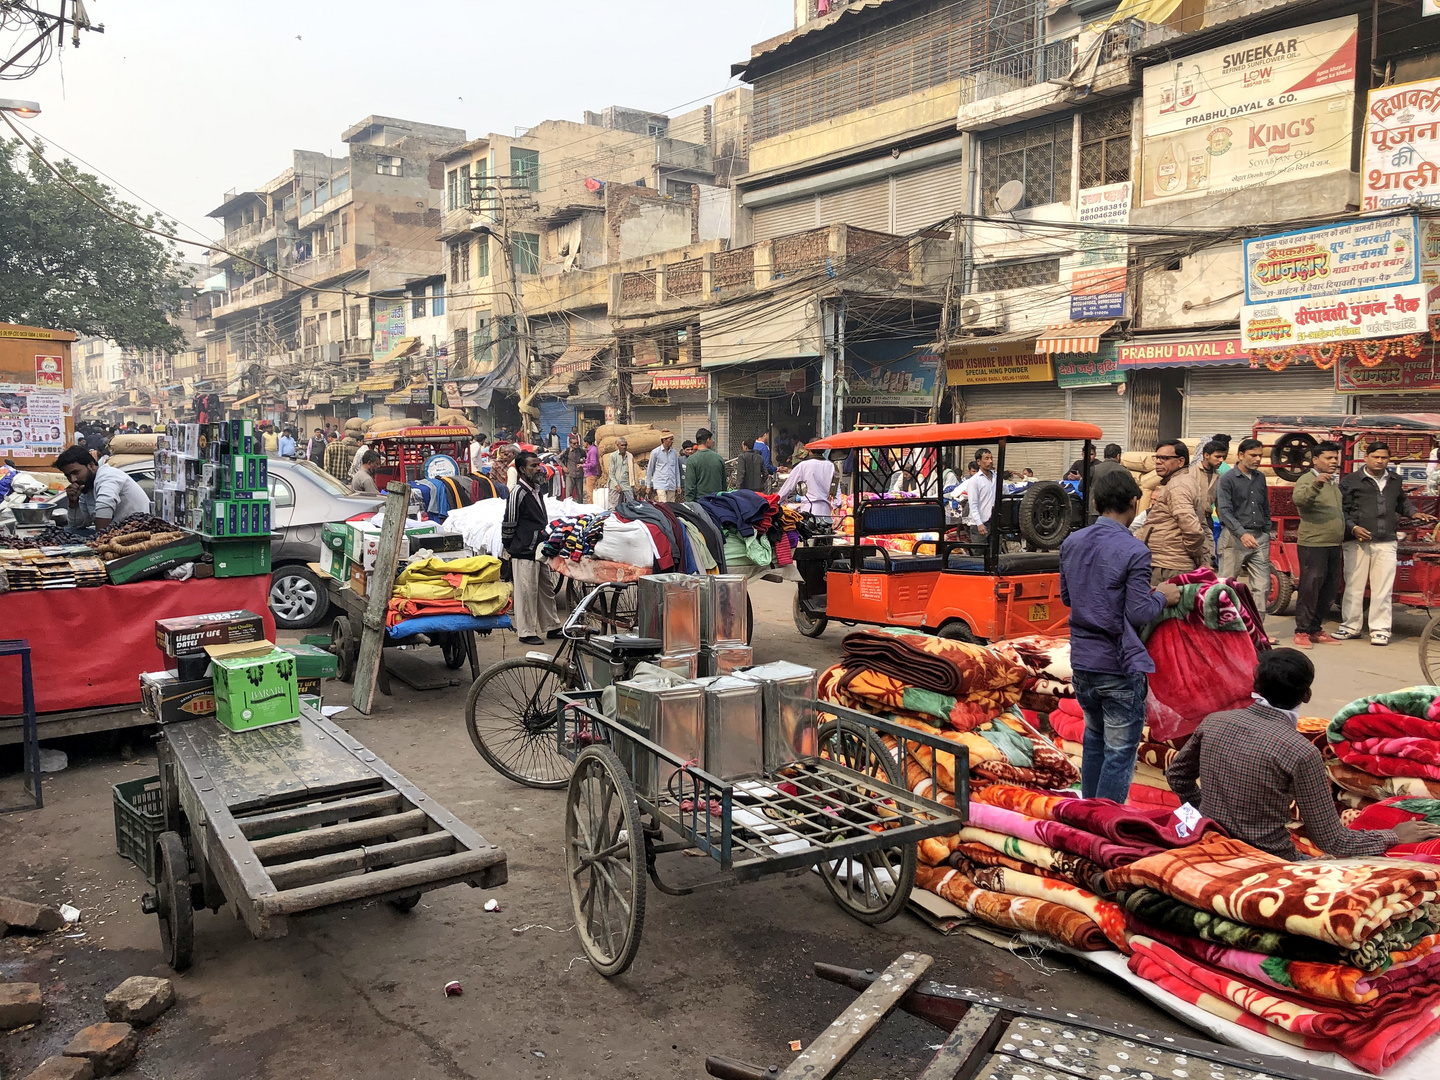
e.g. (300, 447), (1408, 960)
(1035, 320), (1115, 356)
(332, 383), (359, 398)
(951, 329), (1042, 348)
(233, 392), (261, 407)
(358, 373), (398, 393)
(552, 340), (612, 378)
(376, 336), (422, 366)
(309, 393), (332, 405)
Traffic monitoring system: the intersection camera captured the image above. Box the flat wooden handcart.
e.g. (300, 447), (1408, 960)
(144, 702), (507, 970)
(556, 690), (967, 976)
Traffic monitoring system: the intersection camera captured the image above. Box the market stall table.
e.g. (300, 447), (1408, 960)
(0, 575), (275, 744)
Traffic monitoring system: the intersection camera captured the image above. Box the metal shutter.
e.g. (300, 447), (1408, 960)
(1184, 366), (1346, 442)
(817, 177), (892, 233)
(538, 398), (574, 437)
(632, 405), (681, 432)
(893, 159), (968, 234)
(751, 197), (818, 242)
(1356, 393), (1440, 414)
(728, 397), (772, 459)
(1066, 385), (1129, 467)
(681, 402), (729, 460)
(960, 384), (1068, 478)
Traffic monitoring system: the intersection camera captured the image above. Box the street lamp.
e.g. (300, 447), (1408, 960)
(0, 99), (42, 117)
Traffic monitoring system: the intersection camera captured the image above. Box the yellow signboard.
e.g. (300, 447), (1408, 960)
(944, 342), (1052, 387)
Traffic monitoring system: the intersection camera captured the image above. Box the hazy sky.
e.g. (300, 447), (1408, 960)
(11, 0), (791, 245)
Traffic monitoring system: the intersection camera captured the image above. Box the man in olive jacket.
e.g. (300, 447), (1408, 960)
(1290, 440), (1345, 649)
(1338, 441), (1436, 645)
(683, 427), (727, 500)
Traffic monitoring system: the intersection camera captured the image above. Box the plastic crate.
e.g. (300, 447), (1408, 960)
(113, 775), (165, 883)
(208, 536), (272, 578)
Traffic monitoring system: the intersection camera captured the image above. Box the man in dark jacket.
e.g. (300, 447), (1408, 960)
(736, 438), (767, 492)
(1216, 437), (1274, 636)
(503, 450), (559, 645)
(1337, 441), (1436, 645)
(1088, 442), (1128, 517)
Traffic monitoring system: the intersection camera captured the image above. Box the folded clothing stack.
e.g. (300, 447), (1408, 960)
(540, 512), (611, 562)
(386, 554), (511, 627)
(1326, 687), (1440, 806)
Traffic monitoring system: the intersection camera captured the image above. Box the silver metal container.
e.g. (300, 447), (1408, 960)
(613, 678), (705, 800)
(700, 574), (749, 645)
(654, 651), (699, 680)
(10, 504), (51, 526)
(637, 574), (701, 654)
(703, 675), (764, 781)
(699, 643), (753, 678)
(737, 661), (818, 771)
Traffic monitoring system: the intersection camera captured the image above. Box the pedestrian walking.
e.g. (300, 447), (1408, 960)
(1193, 435), (1230, 521)
(776, 445), (836, 520)
(1087, 443), (1128, 517)
(958, 448), (996, 544)
(1338, 441), (1436, 646)
(1216, 437), (1274, 633)
(306, 427), (327, 466)
(607, 437), (636, 506)
(1290, 440), (1345, 649)
(582, 432), (600, 504)
(682, 428), (726, 500)
(754, 431), (775, 477)
(503, 450), (561, 645)
(1060, 468), (1181, 801)
(1139, 440), (1207, 584)
(566, 441), (585, 502)
(644, 430), (681, 501)
(736, 438), (767, 492)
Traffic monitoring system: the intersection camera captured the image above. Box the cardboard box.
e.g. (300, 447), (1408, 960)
(211, 646), (300, 731)
(204, 497), (271, 538)
(318, 543), (349, 581)
(297, 675), (323, 713)
(280, 643), (338, 679)
(349, 561), (369, 599)
(139, 670), (218, 724)
(156, 609), (266, 657)
(106, 534), (206, 586)
(321, 522), (349, 553)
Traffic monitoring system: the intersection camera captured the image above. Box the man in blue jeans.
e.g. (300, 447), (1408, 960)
(1060, 468), (1180, 801)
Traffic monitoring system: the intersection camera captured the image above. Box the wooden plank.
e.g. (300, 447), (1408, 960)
(265, 832), (456, 890)
(247, 714), (379, 796)
(176, 714), (307, 811)
(352, 482), (409, 715)
(236, 790), (404, 839)
(2, 705), (151, 746)
(993, 1017), (1280, 1080)
(257, 848), (508, 916)
(779, 952), (934, 1079)
(918, 1005), (1003, 1080)
(250, 808), (429, 862)
(974, 1051), (1070, 1080)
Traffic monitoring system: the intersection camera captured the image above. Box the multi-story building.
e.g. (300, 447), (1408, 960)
(204, 115), (464, 431)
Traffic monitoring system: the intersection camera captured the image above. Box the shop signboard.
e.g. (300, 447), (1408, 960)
(1139, 15), (1357, 206)
(650, 371), (708, 391)
(844, 350), (939, 406)
(1069, 184), (1131, 320)
(1362, 77), (1440, 211)
(1056, 345), (1124, 387)
(1240, 215), (1425, 348)
(1335, 348), (1440, 393)
(371, 301), (406, 359)
(1117, 335), (1249, 368)
(755, 368), (806, 395)
(944, 342), (1052, 387)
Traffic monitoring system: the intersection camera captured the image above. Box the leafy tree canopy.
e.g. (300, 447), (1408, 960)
(0, 137), (187, 352)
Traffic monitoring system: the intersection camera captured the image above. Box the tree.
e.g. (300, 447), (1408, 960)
(0, 137), (187, 352)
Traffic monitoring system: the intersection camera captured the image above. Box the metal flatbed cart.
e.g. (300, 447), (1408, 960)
(144, 703), (507, 970)
(556, 690), (967, 976)
(705, 953), (1359, 1080)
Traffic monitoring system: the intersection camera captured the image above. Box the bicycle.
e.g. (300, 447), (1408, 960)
(464, 581), (654, 789)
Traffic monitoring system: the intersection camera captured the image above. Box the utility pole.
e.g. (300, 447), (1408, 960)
(477, 169), (538, 438)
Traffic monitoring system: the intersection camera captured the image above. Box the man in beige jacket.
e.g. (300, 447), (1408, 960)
(1140, 440), (1209, 585)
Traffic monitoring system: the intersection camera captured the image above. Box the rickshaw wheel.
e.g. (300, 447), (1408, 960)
(1267, 570), (1295, 617)
(814, 721), (917, 925)
(793, 592), (828, 638)
(156, 831), (194, 972)
(1419, 614), (1440, 684)
(441, 633), (467, 670)
(330, 617), (355, 682)
(565, 744), (646, 977)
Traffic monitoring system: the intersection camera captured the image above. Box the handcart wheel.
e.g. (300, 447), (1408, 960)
(1267, 569), (1295, 617)
(465, 657), (576, 789)
(814, 720), (917, 925)
(565, 744), (646, 977)
(155, 830), (194, 972)
(600, 584), (639, 634)
(1420, 613), (1440, 684)
(441, 633), (467, 670)
(331, 617), (355, 682)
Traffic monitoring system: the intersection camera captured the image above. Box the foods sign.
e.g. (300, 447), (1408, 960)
(1140, 16), (1357, 206)
(1363, 77), (1440, 211)
(1240, 216), (1426, 349)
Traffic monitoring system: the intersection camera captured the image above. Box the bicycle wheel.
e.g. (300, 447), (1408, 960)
(566, 744), (646, 977)
(465, 657), (576, 789)
(600, 583), (639, 634)
(814, 719), (917, 925)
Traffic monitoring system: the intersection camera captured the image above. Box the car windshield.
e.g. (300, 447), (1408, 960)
(288, 458), (370, 498)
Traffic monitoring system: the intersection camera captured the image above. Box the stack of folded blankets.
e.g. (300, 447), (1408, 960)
(914, 783), (1221, 955)
(1048, 697), (1186, 809)
(1326, 687), (1440, 805)
(817, 628), (1078, 795)
(385, 554), (511, 627)
(695, 490), (781, 570)
(1348, 796), (1440, 863)
(1104, 835), (1440, 1074)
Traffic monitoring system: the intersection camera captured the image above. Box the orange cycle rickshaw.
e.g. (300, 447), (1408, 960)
(792, 420), (1099, 644)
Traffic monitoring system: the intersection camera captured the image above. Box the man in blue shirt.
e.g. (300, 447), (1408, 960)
(755, 432), (775, 475)
(1060, 468), (1180, 801)
(277, 427), (296, 458)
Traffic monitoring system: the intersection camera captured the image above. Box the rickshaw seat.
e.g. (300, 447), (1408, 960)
(861, 553), (944, 572)
(945, 552), (1060, 573)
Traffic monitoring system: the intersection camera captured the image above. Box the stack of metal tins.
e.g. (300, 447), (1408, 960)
(698, 574), (752, 676)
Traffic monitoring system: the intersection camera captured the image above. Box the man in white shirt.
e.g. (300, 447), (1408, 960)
(55, 446), (152, 531)
(644, 430), (682, 502)
(959, 448), (996, 542)
(777, 447), (836, 520)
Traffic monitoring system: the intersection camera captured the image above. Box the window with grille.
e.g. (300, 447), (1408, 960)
(376, 155), (403, 177)
(454, 328), (468, 367)
(981, 121), (1072, 211)
(412, 294), (426, 318)
(450, 242), (461, 282)
(340, 212), (348, 246)
(350, 305), (361, 338)
(1079, 101), (1132, 188)
(975, 257), (1061, 292)
(476, 236), (489, 278)
(474, 312), (493, 364)
(458, 163), (471, 209)
(513, 232), (540, 275)
(447, 169), (459, 210)
(459, 240), (471, 282)
(431, 287), (445, 317)
(510, 148), (539, 191)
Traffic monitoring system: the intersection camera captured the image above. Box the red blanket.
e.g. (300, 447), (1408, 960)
(1350, 795), (1440, 859)
(1144, 618), (1256, 741)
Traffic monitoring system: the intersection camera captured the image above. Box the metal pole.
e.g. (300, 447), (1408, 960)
(821, 298), (838, 438)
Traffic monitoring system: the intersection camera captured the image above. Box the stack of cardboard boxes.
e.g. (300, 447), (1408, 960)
(318, 516), (448, 599)
(154, 419), (273, 578)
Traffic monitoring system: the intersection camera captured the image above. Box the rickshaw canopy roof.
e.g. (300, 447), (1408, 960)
(808, 420), (1104, 451)
(1254, 414), (1440, 432)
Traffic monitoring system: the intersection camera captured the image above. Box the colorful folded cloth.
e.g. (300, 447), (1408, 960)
(966, 861), (1128, 949)
(966, 800), (1161, 868)
(1328, 688), (1440, 781)
(1349, 795), (1440, 858)
(916, 864), (1110, 951)
(840, 627), (1029, 706)
(1103, 834), (1440, 953)
(385, 597), (470, 627)
(1126, 934), (1440, 1074)
(953, 826), (1103, 890)
(1118, 888), (1348, 965)
(1326, 755), (1440, 801)
(945, 841), (1085, 887)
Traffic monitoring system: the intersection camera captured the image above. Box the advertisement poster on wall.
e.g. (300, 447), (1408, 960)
(1117, 335), (1250, 367)
(1364, 78), (1440, 211)
(1055, 344), (1125, 388)
(371, 302), (406, 359)
(1139, 15), (1357, 206)
(844, 350), (940, 407)
(1335, 348), (1440, 393)
(1068, 183), (1130, 320)
(1240, 215), (1426, 348)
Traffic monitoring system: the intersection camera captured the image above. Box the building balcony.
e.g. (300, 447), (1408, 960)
(284, 249), (356, 286)
(210, 273), (296, 318)
(654, 138), (713, 174)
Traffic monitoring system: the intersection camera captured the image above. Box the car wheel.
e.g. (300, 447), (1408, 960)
(269, 564), (328, 629)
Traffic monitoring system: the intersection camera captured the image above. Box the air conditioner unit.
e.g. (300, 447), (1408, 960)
(959, 293), (1006, 330)
(357, 319), (372, 339)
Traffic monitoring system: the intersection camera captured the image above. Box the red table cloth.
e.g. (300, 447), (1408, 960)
(0, 576), (276, 715)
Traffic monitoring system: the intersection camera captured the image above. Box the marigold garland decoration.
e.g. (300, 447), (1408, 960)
(1263, 346), (1293, 372)
(1311, 341), (1347, 370)
(1354, 337), (1390, 366)
(1402, 333), (1428, 358)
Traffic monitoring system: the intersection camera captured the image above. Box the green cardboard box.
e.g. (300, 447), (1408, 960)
(106, 534), (206, 585)
(318, 543), (350, 581)
(321, 522), (349, 553)
(211, 648), (300, 732)
(279, 643), (338, 679)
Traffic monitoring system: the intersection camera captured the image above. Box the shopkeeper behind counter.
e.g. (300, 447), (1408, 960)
(54, 445), (152, 531)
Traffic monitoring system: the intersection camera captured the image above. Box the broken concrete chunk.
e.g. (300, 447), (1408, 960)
(0, 896), (64, 933)
(23, 1057), (95, 1080)
(103, 975), (175, 1026)
(0, 981), (43, 1029)
(62, 1023), (138, 1077)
